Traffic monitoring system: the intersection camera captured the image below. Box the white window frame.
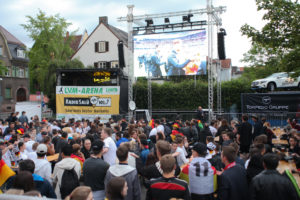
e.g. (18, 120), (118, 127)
(98, 61), (106, 68)
(5, 67), (10, 77)
(18, 68), (24, 77)
(17, 49), (25, 58)
(111, 61), (119, 68)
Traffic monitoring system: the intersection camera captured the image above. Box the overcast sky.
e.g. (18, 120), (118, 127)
(0, 0), (266, 66)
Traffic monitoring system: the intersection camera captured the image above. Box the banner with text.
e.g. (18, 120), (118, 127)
(241, 93), (300, 113)
(56, 86), (120, 120)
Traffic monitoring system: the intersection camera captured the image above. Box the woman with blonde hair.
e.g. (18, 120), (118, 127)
(65, 186), (93, 200)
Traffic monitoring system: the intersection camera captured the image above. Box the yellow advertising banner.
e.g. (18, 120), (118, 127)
(56, 86), (120, 117)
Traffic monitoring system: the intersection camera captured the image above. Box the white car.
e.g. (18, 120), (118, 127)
(251, 72), (300, 91)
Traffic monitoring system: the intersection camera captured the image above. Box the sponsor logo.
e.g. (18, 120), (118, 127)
(262, 96), (271, 105)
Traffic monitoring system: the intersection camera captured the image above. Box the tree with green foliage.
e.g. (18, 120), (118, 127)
(0, 60), (7, 76)
(22, 10), (84, 110)
(241, 0), (300, 75)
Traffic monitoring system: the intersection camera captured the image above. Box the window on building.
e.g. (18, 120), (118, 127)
(111, 61), (119, 68)
(94, 41), (109, 53)
(18, 68), (24, 77)
(99, 62), (107, 68)
(5, 88), (11, 99)
(5, 66), (10, 77)
(12, 66), (17, 77)
(17, 49), (25, 58)
(0, 46), (2, 56)
(25, 68), (29, 78)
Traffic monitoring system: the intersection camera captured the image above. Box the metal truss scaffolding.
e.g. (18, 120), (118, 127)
(118, 1), (226, 122)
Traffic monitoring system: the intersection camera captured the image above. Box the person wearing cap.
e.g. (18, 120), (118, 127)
(83, 140), (109, 200)
(189, 142), (215, 200)
(33, 144), (52, 184)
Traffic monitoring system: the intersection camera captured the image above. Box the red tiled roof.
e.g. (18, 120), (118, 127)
(69, 35), (82, 52)
(0, 25), (25, 46)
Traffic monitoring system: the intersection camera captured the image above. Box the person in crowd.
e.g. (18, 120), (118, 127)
(83, 140), (109, 200)
(199, 123), (212, 144)
(106, 177), (128, 200)
(23, 134), (34, 152)
(218, 146), (249, 200)
(53, 144), (81, 199)
(24, 190), (42, 197)
(136, 140), (181, 180)
(0, 149), (16, 193)
(209, 143), (223, 171)
(34, 144), (52, 184)
(189, 142), (215, 200)
(27, 142), (39, 160)
(12, 171), (34, 192)
(174, 136), (189, 167)
(237, 115), (253, 155)
(116, 131), (130, 147)
(101, 128), (117, 165)
(71, 143), (85, 170)
(55, 131), (68, 153)
(262, 122), (275, 145)
(216, 119), (232, 145)
(250, 153), (298, 200)
(246, 147), (264, 184)
(65, 186), (93, 200)
(18, 111), (29, 125)
(81, 138), (92, 159)
(140, 139), (150, 166)
(146, 154), (191, 200)
(229, 142), (245, 168)
(288, 136), (300, 155)
(149, 119), (165, 138)
(209, 120), (218, 137)
(181, 121), (192, 141)
(230, 120), (239, 135)
(196, 106), (204, 121)
(105, 145), (141, 200)
(18, 141), (28, 160)
(252, 115), (263, 140)
(18, 159), (56, 198)
(221, 132), (233, 147)
(43, 135), (55, 156)
(4, 122), (15, 136)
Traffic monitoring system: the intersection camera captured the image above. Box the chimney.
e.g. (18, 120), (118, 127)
(99, 16), (108, 24)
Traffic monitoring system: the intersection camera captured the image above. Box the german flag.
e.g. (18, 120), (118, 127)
(0, 159), (16, 193)
(149, 119), (155, 129)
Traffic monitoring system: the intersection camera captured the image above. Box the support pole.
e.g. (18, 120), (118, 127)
(147, 71), (152, 118)
(127, 5), (134, 121)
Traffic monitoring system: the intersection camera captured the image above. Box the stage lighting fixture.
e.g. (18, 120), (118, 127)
(182, 14), (193, 22)
(145, 19), (153, 27)
(164, 18), (170, 23)
(220, 28), (227, 36)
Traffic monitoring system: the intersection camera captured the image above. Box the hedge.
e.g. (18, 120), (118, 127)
(133, 78), (253, 112)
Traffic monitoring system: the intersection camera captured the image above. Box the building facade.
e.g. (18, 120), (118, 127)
(0, 25), (29, 113)
(71, 17), (128, 74)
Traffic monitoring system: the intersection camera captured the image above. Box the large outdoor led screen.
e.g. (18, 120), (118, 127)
(134, 30), (207, 77)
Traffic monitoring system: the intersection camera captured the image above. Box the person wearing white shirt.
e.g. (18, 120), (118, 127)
(149, 119), (165, 137)
(18, 141), (28, 160)
(34, 144), (52, 184)
(175, 136), (189, 167)
(23, 134), (35, 152)
(82, 121), (91, 135)
(101, 128), (117, 165)
(209, 120), (218, 137)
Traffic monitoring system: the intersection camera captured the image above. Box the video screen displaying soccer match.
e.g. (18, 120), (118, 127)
(134, 30), (207, 77)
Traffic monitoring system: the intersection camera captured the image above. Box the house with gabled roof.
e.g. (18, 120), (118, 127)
(71, 16), (128, 73)
(0, 25), (29, 113)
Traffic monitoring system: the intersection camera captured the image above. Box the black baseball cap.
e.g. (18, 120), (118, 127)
(92, 140), (104, 152)
(192, 142), (207, 156)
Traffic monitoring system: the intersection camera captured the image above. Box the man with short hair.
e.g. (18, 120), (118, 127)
(105, 145), (141, 200)
(149, 119), (164, 137)
(83, 140), (109, 200)
(237, 115), (253, 154)
(18, 111), (28, 124)
(53, 144), (81, 199)
(189, 142), (215, 200)
(250, 153), (298, 200)
(146, 154), (191, 200)
(55, 131), (68, 153)
(136, 140), (181, 180)
(101, 128), (117, 165)
(33, 144), (52, 184)
(218, 146), (249, 200)
(252, 115), (263, 140)
(18, 159), (56, 198)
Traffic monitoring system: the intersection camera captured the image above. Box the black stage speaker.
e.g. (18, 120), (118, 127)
(218, 32), (226, 60)
(118, 41), (125, 69)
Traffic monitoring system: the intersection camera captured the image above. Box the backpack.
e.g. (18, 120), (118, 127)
(60, 168), (80, 199)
